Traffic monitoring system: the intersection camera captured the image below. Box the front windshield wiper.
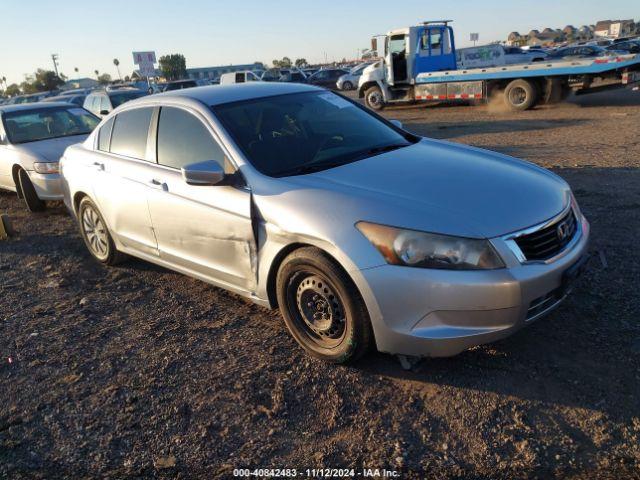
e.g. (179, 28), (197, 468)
(365, 143), (410, 155)
(274, 161), (347, 177)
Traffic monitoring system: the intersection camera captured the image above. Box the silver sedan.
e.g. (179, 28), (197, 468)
(0, 103), (99, 211)
(60, 83), (590, 363)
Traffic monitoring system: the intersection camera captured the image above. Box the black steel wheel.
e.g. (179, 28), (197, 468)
(276, 247), (373, 363)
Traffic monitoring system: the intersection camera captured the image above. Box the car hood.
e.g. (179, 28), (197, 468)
(12, 135), (89, 163)
(284, 138), (570, 239)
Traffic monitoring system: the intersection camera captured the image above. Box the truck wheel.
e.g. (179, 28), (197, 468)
(364, 86), (385, 111)
(542, 78), (571, 104)
(504, 79), (538, 111)
(17, 169), (46, 212)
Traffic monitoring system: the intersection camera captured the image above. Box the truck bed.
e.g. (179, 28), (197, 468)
(416, 54), (640, 84)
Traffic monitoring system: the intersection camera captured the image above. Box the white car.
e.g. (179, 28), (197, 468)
(0, 103), (99, 211)
(337, 62), (373, 90)
(219, 71), (262, 85)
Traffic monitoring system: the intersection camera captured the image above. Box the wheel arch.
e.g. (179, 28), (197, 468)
(358, 80), (379, 98)
(265, 242), (362, 310)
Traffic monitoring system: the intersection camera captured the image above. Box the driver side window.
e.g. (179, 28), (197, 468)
(156, 107), (226, 170)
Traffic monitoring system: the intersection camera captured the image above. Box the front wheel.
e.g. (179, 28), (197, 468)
(78, 197), (126, 265)
(341, 81), (353, 91)
(364, 86), (385, 111)
(276, 247), (373, 363)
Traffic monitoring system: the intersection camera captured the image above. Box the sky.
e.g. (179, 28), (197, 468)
(1, 0), (638, 85)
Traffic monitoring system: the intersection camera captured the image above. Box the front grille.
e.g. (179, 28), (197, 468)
(515, 209), (577, 261)
(526, 287), (564, 321)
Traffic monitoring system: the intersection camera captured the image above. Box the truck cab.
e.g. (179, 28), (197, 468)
(360, 21), (457, 107)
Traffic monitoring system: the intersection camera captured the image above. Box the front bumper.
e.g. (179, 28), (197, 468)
(355, 214), (590, 357)
(26, 171), (63, 201)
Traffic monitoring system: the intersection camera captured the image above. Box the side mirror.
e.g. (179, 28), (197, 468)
(371, 38), (378, 53)
(389, 119), (403, 129)
(99, 110), (109, 116)
(181, 160), (225, 186)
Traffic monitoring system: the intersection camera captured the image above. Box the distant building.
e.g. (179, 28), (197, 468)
(595, 19), (634, 38)
(507, 31), (522, 46)
(61, 78), (99, 90)
(186, 63), (265, 81)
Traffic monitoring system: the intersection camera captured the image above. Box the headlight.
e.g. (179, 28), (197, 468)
(356, 222), (505, 270)
(33, 162), (59, 174)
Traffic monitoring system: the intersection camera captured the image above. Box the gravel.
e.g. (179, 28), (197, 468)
(1, 89), (639, 479)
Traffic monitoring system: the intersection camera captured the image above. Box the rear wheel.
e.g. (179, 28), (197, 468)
(78, 197), (126, 265)
(17, 169), (46, 212)
(364, 85), (385, 111)
(276, 247), (373, 363)
(503, 79), (538, 111)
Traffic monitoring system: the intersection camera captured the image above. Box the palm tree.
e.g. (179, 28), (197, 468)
(94, 70), (99, 79)
(113, 59), (121, 80)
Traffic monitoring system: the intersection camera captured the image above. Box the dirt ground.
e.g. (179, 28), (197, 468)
(1, 89), (639, 479)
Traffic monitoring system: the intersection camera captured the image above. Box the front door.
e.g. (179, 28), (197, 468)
(386, 34), (408, 85)
(145, 106), (256, 292)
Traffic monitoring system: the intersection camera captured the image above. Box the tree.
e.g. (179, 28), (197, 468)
(97, 73), (112, 85)
(113, 58), (121, 80)
(272, 57), (292, 68)
(294, 58), (307, 67)
(159, 54), (187, 81)
(34, 69), (64, 91)
(5, 83), (20, 97)
(94, 70), (99, 79)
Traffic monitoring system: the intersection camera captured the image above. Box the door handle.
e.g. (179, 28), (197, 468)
(149, 179), (168, 191)
(92, 162), (104, 171)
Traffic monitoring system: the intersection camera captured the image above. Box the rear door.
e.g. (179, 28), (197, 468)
(414, 26), (456, 74)
(91, 107), (159, 256)
(145, 106), (256, 291)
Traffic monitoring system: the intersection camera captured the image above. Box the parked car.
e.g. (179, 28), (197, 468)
(0, 103), (99, 211)
(83, 89), (148, 118)
(547, 45), (623, 60)
(278, 70), (307, 83)
(337, 62), (373, 90)
(163, 79), (198, 91)
(503, 46), (548, 64)
(607, 40), (640, 54)
(303, 68), (319, 77)
(306, 68), (349, 89)
(44, 94), (87, 107)
(60, 83), (590, 363)
(219, 71), (262, 85)
(59, 88), (92, 97)
(260, 69), (285, 82)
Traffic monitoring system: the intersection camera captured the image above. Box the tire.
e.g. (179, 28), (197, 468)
(77, 197), (126, 265)
(364, 85), (385, 111)
(342, 81), (353, 91)
(503, 79), (538, 111)
(542, 78), (571, 104)
(17, 169), (46, 212)
(276, 247), (373, 363)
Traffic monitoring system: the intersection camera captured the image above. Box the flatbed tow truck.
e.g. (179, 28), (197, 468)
(358, 20), (640, 111)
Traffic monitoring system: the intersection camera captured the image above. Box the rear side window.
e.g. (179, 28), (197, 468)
(157, 107), (225, 169)
(109, 108), (153, 159)
(97, 117), (114, 152)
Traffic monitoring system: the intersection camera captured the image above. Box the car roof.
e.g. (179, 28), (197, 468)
(0, 102), (77, 114)
(134, 82), (323, 107)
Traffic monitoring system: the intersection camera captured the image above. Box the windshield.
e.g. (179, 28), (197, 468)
(3, 106), (99, 144)
(212, 91), (415, 177)
(110, 91), (147, 107)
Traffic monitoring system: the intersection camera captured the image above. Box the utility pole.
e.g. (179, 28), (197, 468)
(51, 54), (60, 77)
